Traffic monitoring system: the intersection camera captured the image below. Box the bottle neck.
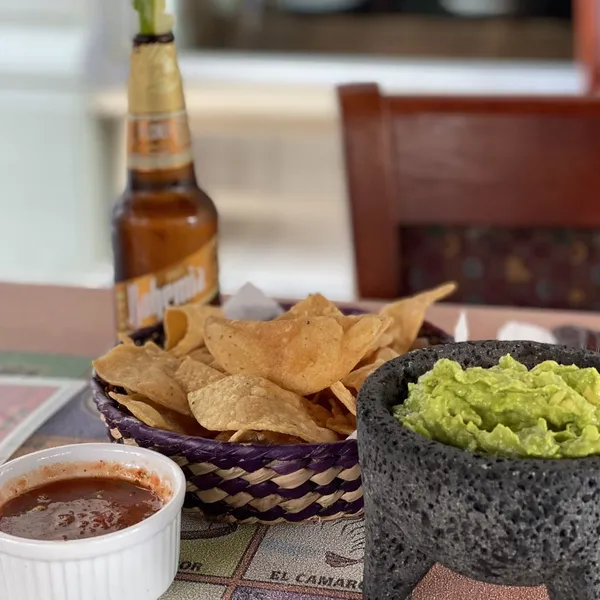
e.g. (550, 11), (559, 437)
(127, 163), (197, 191)
(133, 31), (174, 46)
(126, 32), (195, 189)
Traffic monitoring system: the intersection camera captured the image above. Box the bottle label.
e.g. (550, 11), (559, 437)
(114, 236), (219, 333)
(127, 41), (193, 171)
(127, 110), (193, 171)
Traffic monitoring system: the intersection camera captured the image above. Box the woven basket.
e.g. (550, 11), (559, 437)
(92, 306), (452, 525)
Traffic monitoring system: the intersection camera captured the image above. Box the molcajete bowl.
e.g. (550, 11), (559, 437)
(357, 341), (600, 600)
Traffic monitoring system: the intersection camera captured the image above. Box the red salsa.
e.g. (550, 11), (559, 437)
(0, 477), (163, 541)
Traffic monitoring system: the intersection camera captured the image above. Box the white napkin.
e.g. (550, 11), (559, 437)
(222, 282), (285, 321)
(453, 311), (469, 342)
(450, 310), (557, 344)
(496, 321), (558, 344)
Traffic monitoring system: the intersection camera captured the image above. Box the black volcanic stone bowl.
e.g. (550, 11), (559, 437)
(357, 341), (600, 600)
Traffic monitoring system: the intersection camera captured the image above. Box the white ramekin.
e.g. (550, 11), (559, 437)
(0, 443), (186, 600)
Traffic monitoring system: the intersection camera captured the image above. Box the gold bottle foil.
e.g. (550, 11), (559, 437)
(127, 42), (193, 171)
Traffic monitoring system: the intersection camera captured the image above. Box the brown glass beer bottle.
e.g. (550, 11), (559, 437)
(112, 3), (219, 335)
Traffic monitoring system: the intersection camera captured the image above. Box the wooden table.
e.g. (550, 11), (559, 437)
(3, 282), (600, 356)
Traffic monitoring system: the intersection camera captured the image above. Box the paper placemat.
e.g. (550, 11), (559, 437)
(0, 352), (92, 379)
(0, 376), (88, 464)
(159, 513), (547, 600)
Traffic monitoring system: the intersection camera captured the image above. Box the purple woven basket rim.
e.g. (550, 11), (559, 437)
(91, 303), (452, 459)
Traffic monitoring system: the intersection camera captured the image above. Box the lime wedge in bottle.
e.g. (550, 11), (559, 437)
(132, 0), (174, 35)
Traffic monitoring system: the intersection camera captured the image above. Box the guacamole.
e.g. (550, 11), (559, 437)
(393, 354), (600, 458)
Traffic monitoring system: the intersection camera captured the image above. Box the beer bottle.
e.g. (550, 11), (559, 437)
(112, 0), (220, 335)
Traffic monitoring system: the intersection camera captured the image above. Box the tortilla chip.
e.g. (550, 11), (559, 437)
(188, 347), (215, 365)
(109, 391), (206, 436)
(142, 340), (167, 354)
(118, 333), (135, 346)
(373, 330), (394, 351)
(372, 347), (400, 362)
(277, 293), (343, 320)
(186, 349), (227, 374)
(330, 381), (357, 416)
(326, 413), (356, 436)
(303, 398), (334, 428)
(204, 314), (388, 396)
(323, 393), (345, 418)
(164, 304), (223, 357)
(342, 359), (386, 391)
(93, 344), (190, 416)
(380, 282), (457, 354)
(208, 360), (227, 373)
(188, 375), (338, 443)
(365, 315), (393, 350)
(318, 391), (356, 435)
(174, 357), (225, 394)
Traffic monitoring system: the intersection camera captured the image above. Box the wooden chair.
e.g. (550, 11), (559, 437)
(575, 0), (600, 94)
(338, 84), (600, 309)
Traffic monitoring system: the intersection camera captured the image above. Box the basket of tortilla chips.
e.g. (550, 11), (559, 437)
(91, 283), (455, 524)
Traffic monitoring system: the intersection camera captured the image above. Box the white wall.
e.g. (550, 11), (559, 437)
(0, 0), (110, 285)
(0, 90), (107, 284)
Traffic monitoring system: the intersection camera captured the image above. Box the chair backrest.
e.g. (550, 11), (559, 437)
(338, 84), (600, 308)
(575, 0), (600, 94)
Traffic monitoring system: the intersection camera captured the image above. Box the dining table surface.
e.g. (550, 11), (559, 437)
(2, 280), (600, 600)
